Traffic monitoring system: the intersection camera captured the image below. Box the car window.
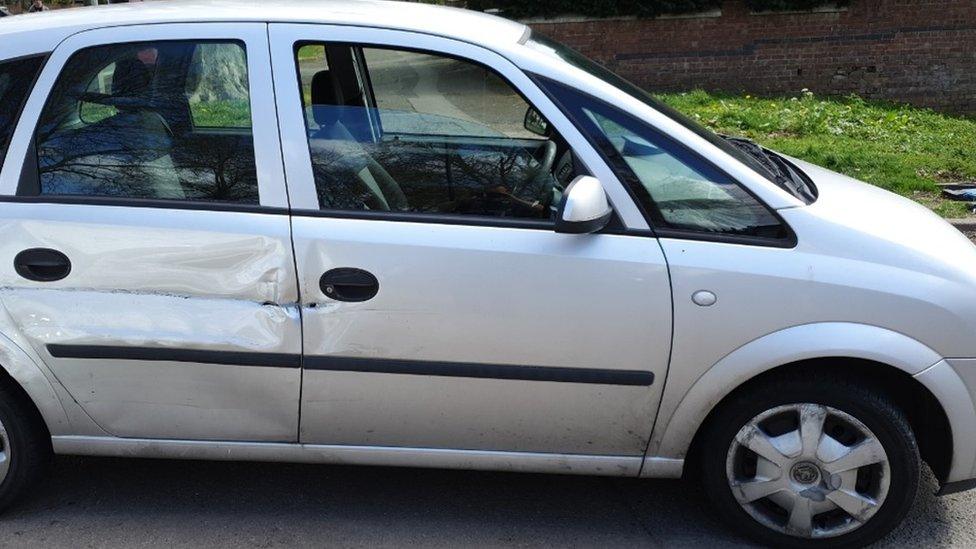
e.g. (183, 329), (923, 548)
(32, 40), (259, 204)
(540, 78), (787, 239)
(294, 43), (585, 220)
(0, 56), (45, 174)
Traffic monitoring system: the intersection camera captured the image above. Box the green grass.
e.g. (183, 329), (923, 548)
(78, 100), (251, 128)
(189, 100), (252, 128)
(657, 89), (976, 217)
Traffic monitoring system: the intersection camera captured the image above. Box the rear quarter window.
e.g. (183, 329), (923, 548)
(0, 56), (45, 172)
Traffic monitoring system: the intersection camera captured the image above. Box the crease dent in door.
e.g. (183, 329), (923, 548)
(0, 289), (301, 352)
(0, 222), (300, 353)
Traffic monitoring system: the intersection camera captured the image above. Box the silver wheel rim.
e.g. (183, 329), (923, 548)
(0, 421), (9, 484)
(725, 403), (890, 539)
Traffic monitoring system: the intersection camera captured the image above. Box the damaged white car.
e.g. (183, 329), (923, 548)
(0, 1), (975, 546)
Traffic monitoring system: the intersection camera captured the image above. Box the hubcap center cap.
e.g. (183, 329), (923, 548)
(790, 461), (821, 485)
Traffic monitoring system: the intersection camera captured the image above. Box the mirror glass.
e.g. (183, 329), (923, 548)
(523, 107), (549, 136)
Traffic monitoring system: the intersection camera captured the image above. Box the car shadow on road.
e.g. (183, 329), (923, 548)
(0, 456), (957, 547)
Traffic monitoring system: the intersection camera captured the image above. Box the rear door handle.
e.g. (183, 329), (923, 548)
(320, 268), (379, 302)
(14, 248), (72, 282)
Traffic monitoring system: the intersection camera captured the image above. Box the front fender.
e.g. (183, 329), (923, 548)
(645, 322), (971, 477)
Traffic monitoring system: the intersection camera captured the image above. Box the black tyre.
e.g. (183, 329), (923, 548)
(699, 375), (919, 548)
(0, 376), (51, 512)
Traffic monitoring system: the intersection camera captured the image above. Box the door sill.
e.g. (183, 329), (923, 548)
(51, 435), (647, 477)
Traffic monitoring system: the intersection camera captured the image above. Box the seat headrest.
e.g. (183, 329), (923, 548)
(311, 69), (343, 127)
(111, 57), (153, 98)
(311, 69), (341, 105)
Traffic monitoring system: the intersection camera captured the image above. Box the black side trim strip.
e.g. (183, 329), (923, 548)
(304, 356), (654, 386)
(653, 227), (797, 248)
(47, 345), (300, 368)
(45, 345), (654, 385)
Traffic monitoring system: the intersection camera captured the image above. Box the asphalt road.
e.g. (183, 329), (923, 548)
(0, 456), (971, 548)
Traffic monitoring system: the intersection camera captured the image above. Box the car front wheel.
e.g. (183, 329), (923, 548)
(699, 376), (920, 548)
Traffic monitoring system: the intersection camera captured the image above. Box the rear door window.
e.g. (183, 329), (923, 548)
(0, 56), (45, 172)
(32, 40), (259, 203)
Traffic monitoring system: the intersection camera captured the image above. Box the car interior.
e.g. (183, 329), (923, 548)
(298, 43), (588, 220)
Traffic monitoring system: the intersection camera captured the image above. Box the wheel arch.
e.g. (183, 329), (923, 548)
(683, 358), (952, 483)
(0, 331), (69, 438)
(648, 322), (964, 484)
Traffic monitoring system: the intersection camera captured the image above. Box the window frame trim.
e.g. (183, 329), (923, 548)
(0, 23), (289, 210)
(531, 74), (797, 249)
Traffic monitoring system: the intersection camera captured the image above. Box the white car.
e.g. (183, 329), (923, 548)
(0, 1), (974, 546)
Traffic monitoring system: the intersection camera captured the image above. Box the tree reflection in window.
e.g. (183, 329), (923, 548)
(34, 40), (259, 204)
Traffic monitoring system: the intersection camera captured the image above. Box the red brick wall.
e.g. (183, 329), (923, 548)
(529, 0), (976, 114)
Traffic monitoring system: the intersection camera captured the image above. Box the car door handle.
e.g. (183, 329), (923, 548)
(14, 248), (72, 282)
(320, 268), (379, 302)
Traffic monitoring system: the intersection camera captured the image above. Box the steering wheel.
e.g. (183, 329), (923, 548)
(517, 139), (557, 209)
(531, 140), (558, 182)
(528, 140), (559, 214)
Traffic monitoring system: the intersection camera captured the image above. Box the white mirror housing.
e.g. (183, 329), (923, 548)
(555, 175), (614, 234)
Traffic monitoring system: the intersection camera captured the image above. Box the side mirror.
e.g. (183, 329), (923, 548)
(555, 175), (613, 234)
(523, 106), (549, 137)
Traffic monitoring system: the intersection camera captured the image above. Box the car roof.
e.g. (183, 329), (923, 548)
(0, 0), (529, 49)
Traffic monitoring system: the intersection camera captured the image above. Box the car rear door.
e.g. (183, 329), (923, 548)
(0, 24), (301, 442)
(271, 24), (673, 463)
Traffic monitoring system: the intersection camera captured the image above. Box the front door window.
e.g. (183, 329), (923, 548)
(293, 43), (587, 221)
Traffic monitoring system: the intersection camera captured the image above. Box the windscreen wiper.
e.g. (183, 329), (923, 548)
(721, 136), (814, 202)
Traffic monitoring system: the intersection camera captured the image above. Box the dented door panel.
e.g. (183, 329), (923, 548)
(0, 203), (302, 441)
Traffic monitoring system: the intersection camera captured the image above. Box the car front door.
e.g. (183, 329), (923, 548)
(0, 24), (301, 442)
(270, 24), (672, 462)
